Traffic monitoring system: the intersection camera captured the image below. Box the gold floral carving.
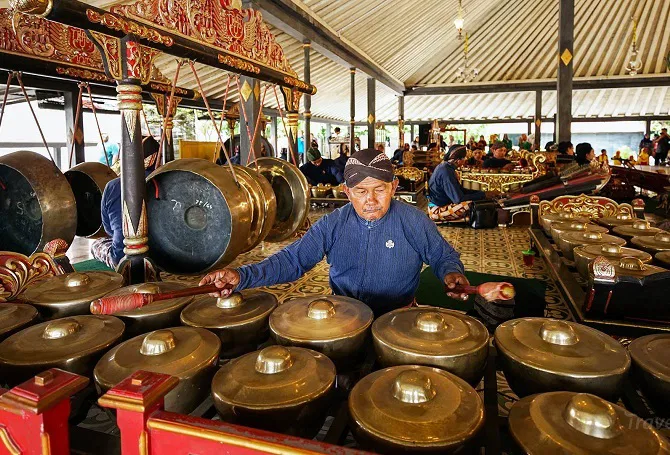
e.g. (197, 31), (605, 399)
(283, 76), (315, 94)
(457, 172), (536, 192)
(0, 252), (59, 302)
(56, 67), (112, 82)
(538, 194), (634, 220)
(110, 0), (300, 79)
(218, 54), (260, 74)
(149, 83), (190, 96)
(0, 426), (21, 455)
(86, 9), (173, 47)
(8, 0), (53, 17)
(122, 201), (149, 256)
(87, 30), (123, 80)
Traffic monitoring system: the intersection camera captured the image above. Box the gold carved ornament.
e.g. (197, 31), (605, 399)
(86, 9), (173, 46)
(218, 54), (260, 74)
(538, 194), (633, 220)
(110, 0), (298, 77)
(0, 252), (60, 302)
(56, 67), (112, 82)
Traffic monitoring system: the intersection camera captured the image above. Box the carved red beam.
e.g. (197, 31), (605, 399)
(0, 8), (198, 99)
(10, 0), (316, 95)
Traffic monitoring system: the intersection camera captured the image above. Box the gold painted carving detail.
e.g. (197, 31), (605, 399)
(86, 9), (173, 46)
(538, 194), (633, 219)
(56, 67), (112, 82)
(218, 54), (260, 74)
(0, 252), (59, 302)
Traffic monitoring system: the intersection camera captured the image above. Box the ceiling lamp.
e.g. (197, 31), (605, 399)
(625, 17), (642, 76)
(454, 0), (464, 40)
(457, 33), (478, 83)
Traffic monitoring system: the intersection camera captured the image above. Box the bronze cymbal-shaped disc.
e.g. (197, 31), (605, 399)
(253, 157), (309, 242)
(0, 303), (38, 342)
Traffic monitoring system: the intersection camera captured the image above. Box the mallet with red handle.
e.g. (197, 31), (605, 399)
(447, 282), (516, 301)
(90, 283), (234, 315)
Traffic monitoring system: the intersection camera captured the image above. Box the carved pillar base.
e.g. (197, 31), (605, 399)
(162, 117), (175, 163)
(288, 111), (299, 164)
(116, 83), (159, 284)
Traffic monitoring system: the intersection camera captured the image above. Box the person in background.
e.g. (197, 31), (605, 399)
(448, 135), (456, 147)
(640, 133), (653, 151)
(428, 146), (499, 222)
(653, 128), (669, 165)
(99, 134), (120, 165)
(575, 143), (595, 165)
(545, 141), (555, 151)
(376, 143), (386, 154)
(598, 149), (609, 165)
(518, 134), (532, 151)
(502, 134), (513, 150)
(299, 147), (343, 186)
(612, 150), (623, 165)
(216, 144), (240, 165)
(482, 142), (513, 169)
(200, 148), (472, 317)
(412, 137), (420, 149)
(638, 147), (650, 166)
(466, 149), (485, 167)
(467, 136), (477, 150)
(439, 135), (448, 150)
(91, 136), (159, 269)
(477, 135), (487, 150)
(556, 141), (575, 164)
(392, 143), (409, 165)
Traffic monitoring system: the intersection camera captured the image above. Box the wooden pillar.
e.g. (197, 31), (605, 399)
(398, 95), (405, 148)
(64, 89), (84, 167)
(645, 119), (652, 136)
(411, 124), (416, 144)
(239, 76), (261, 166)
(553, 114), (558, 143)
(303, 41), (311, 152)
(534, 90), (542, 148)
(270, 115), (278, 157)
(367, 77), (376, 149)
(557, 0), (574, 143)
(527, 121), (532, 136)
(350, 68), (356, 153)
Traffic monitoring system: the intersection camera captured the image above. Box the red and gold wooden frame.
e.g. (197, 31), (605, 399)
(0, 370), (368, 455)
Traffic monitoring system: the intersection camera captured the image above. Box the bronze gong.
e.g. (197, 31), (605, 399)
(0, 151), (76, 255)
(64, 162), (117, 238)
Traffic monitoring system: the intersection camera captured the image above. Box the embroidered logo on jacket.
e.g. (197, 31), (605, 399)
(385, 240), (395, 249)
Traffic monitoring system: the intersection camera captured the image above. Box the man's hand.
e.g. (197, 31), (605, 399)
(444, 272), (470, 301)
(199, 268), (241, 297)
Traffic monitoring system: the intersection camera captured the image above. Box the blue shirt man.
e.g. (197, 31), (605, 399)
(200, 148), (471, 317)
(99, 135), (119, 165)
(428, 161), (485, 207)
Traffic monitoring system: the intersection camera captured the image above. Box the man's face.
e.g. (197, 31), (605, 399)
(493, 147), (507, 159)
(473, 150), (483, 160)
(403, 144), (410, 151)
(312, 157), (323, 166)
(343, 177), (398, 221)
(587, 149), (595, 161)
(567, 146), (575, 156)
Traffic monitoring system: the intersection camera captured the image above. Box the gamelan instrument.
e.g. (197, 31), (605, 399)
(573, 243), (652, 280)
(612, 219), (665, 243)
(540, 211), (590, 236)
(502, 172), (607, 209)
(657, 251), (670, 268)
(557, 230), (626, 261)
(628, 334), (670, 416)
(269, 296), (373, 369)
(0, 303), (38, 342)
(372, 308), (489, 385)
(595, 212), (636, 229)
(0, 151), (76, 256)
(64, 162), (117, 238)
(449, 281), (516, 301)
(348, 365), (484, 454)
(95, 282), (195, 338)
(219, 134), (274, 162)
(22, 271), (123, 320)
(91, 282), (226, 315)
(211, 345), (336, 438)
(584, 257), (670, 322)
(631, 231), (670, 255)
(94, 327), (220, 414)
(0, 315), (124, 386)
(549, 221), (608, 245)
(180, 290), (278, 358)
(494, 318), (631, 401)
(509, 391), (670, 454)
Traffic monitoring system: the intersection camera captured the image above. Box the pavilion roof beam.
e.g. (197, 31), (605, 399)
(406, 74), (670, 96)
(248, 0), (405, 94)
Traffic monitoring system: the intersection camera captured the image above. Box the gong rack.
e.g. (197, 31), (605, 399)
(1, 339), (669, 455)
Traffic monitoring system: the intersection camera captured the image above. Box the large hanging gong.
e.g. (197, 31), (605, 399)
(0, 151), (76, 255)
(65, 162), (117, 238)
(254, 157), (309, 242)
(219, 135), (274, 162)
(146, 159), (250, 274)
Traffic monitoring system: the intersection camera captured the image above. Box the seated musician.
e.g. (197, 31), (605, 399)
(200, 148), (472, 317)
(575, 143), (595, 165)
(91, 136), (160, 269)
(299, 147), (343, 186)
(427, 146), (499, 222)
(466, 148), (485, 167)
(392, 143), (409, 165)
(216, 145), (241, 165)
(482, 142), (513, 169)
(638, 147), (650, 166)
(556, 141), (575, 164)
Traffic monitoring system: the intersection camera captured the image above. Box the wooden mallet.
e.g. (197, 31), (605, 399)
(447, 282), (516, 301)
(90, 283), (234, 315)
